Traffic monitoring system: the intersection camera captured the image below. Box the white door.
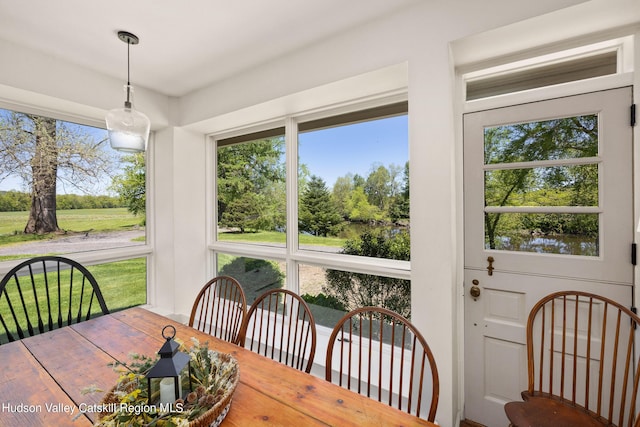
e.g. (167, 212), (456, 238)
(463, 87), (634, 427)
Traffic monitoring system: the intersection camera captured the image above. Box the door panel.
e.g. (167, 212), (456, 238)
(463, 87), (634, 426)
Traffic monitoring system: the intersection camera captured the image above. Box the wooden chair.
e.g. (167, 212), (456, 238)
(0, 256), (109, 345)
(238, 288), (316, 373)
(325, 306), (439, 422)
(504, 291), (640, 427)
(188, 275), (247, 344)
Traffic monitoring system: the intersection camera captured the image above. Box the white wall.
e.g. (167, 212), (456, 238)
(150, 127), (208, 317)
(174, 1), (593, 425)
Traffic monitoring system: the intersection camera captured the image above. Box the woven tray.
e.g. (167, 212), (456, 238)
(96, 350), (239, 427)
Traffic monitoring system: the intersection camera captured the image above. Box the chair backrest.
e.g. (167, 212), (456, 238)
(526, 291), (640, 427)
(239, 289), (316, 373)
(325, 306), (439, 422)
(0, 256), (109, 345)
(188, 276), (247, 344)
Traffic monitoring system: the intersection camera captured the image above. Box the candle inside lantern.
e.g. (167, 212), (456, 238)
(159, 377), (182, 405)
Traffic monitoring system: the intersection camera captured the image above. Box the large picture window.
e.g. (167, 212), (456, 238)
(0, 107), (147, 310)
(212, 100), (410, 327)
(298, 102), (409, 260)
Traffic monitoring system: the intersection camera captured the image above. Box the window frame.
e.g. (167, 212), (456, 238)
(0, 103), (153, 280)
(208, 95), (411, 335)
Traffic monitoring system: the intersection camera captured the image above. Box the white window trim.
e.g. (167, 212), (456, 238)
(207, 93), (411, 361)
(462, 36), (635, 113)
(208, 93), (410, 280)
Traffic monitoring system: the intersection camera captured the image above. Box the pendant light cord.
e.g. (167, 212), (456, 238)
(125, 40), (132, 108)
(127, 41), (131, 86)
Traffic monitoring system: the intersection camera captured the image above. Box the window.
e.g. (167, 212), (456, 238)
(298, 263), (410, 328)
(484, 115), (599, 256)
(212, 99), (411, 327)
(298, 102), (409, 260)
(215, 253), (285, 305)
(216, 128), (286, 247)
(464, 37), (632, 101)
(0, 107), (147, 310)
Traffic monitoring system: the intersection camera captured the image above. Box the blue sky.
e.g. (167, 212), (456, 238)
(298, 115), (408, 188)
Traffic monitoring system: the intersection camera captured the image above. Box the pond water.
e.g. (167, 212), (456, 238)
(489, 233), (598, 256)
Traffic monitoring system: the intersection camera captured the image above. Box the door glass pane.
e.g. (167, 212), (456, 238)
(485, 213), (598, 255)
(484, 115), (598, 164)
(485, 165), (598, 207)
(484, 115), (599, 256)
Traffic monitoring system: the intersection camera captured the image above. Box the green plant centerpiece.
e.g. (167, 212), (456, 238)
(90, 337), (239, 427)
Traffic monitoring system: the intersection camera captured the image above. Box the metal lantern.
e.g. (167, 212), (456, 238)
(146, 325), (192, 405)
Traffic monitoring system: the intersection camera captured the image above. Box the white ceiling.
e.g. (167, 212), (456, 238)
(0, 0), (420, 98)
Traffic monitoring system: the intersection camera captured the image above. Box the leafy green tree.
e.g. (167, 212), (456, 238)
(217, 138), (285, 232)
(111, 153), (146, 216)
(221, 192), (270, 232)
(0, 111), (115, 234)
(324, 229), (411, 318)
(0, 191), (30, 211)
(345, 186), (380, 222)
(332, 174), (354, 218)
(389, 162), (409, 222)
(364, 164), (392, 212)
(352, 173), (366, 189)
(299, 175), (344, 237)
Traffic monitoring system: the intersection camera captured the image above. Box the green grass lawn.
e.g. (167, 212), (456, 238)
(0, 208), (143, 237)
(87, 258), (147, 312)
(218, 230), (346, 247)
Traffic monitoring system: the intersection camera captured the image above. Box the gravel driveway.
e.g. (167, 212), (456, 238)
(0, 230), (146, 256)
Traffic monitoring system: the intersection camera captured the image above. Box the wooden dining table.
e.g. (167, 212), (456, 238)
(0, 306), (437, 426)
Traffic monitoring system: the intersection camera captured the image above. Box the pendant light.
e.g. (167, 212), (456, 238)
(105, 31), (150, 153)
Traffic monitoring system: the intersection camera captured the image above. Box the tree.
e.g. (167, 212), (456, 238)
(221, 192), (270, 232)
(217, 138), (285, 232)
(111, 153), (146, 216)
(389, 161), (410, 222)
(345, 186), (380, 222)
(484, 116), (598, 248)
(364, 164), (392, 211)
(299, 175), (343, 237)
(0, 111), (115, 234)
(332, 174), (354, 218)
(324, 229), (411, 317)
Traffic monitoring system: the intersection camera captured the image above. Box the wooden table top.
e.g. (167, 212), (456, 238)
(0, 307), (436, 426)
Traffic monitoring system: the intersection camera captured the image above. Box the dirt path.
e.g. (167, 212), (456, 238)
(0, 230), (145, 256)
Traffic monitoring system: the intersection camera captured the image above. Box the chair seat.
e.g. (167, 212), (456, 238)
(505, 397), (613, 427)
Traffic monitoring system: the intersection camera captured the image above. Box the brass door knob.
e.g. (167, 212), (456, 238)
(470, 279), (481, 299)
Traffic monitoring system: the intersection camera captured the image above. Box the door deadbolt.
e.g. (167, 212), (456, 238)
(470, 279), (481, 299)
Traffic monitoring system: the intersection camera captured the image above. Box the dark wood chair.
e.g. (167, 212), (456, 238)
(188, 275), (247, 344)
(0, 256), (109, 345)
(325, 306), (439, 422)
(238, 288), (316, 373)
(504, 290), (640, 427)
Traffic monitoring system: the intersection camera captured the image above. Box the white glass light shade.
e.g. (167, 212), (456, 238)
(106, 85), (150, 153)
